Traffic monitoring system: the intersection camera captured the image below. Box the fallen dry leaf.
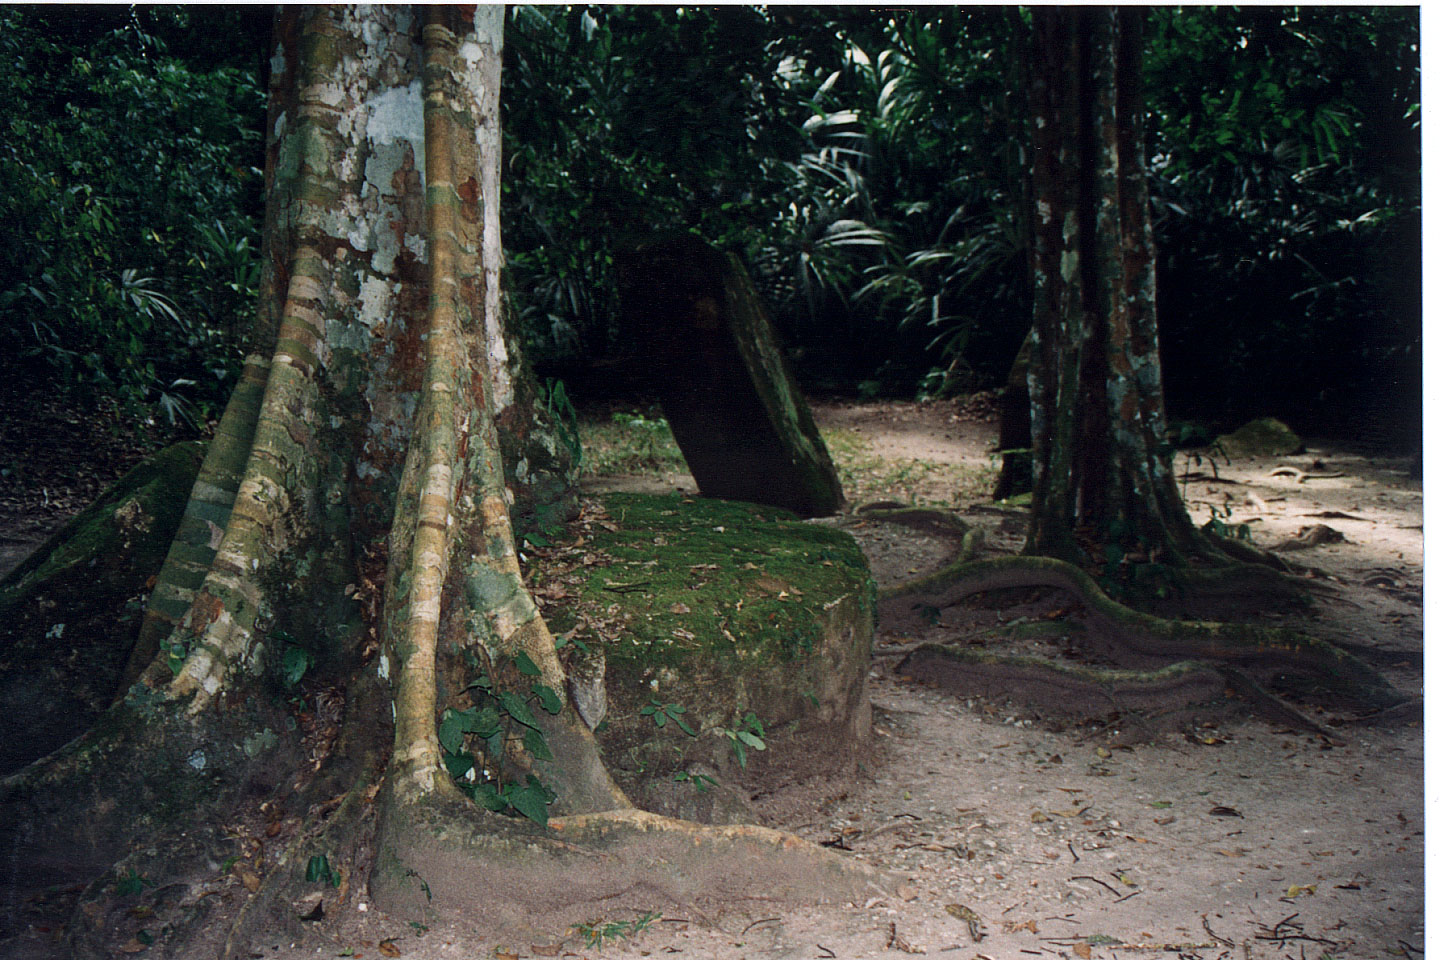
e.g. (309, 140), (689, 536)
(945, 903), (984, 942)
(377, 938), (402, 957)
(885, 921), (925, 954)
(232, 865), (261, 893)
(1074, 943), (1092, 959)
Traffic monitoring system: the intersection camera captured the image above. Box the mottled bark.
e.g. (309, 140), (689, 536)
(1025, 8), (1210, 568)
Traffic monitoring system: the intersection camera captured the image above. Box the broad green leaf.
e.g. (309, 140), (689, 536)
(531, 683), (563, 715)
(467, 705), (503, 738)
(442, 749), (473, 780)
(282, 644), (313, 688)
(438, 709), (466, 754)
(522, 726), (553, 761)
(514, 651), (542, 676)
(508, 780), (552, 827)
(499, 690), (539, 729)
(476, 782), (507, 813)
(305, 855), (332, 884)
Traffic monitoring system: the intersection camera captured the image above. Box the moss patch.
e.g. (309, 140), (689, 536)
(1216, 417), (1303, 457)
(529, 493), (874, 815)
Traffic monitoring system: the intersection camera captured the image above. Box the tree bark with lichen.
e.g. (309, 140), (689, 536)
(0, 10), (874, 958)
(1025, 6), (1207, 568)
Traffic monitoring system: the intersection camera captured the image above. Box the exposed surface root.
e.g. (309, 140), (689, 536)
(854, 502), (985, 562)
(369, 793), (889, 942)
(879, 552), (1408, 732)
(895, 644), (1338, 740)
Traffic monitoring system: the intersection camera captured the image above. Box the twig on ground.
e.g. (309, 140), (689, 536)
(1069, 875), (1122, 898)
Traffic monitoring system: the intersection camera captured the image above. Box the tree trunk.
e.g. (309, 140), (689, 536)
(878, 7), (1405, 743)
(1, 10), (872, 956)
(1025, 7), (1211, 573)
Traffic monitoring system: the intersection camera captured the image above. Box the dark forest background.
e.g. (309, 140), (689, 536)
(0, 6), (1420, 448)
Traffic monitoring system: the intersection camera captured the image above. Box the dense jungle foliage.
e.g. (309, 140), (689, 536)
(0, 6), (1419, 444)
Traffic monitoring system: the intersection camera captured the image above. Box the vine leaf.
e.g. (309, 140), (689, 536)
(499, 691), (539, 729)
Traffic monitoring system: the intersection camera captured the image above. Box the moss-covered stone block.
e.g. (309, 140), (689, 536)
(1216, 417), (1303, 457)
(541, 493), (874, 820)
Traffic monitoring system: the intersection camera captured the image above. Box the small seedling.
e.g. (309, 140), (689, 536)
(1202, 503), (1252, 542)
(721, 712), (766, 769)
(115, 868), (151, 896)
(305, 854), (342, 887)
(673, 770), (718, 792)
(573, 911), (661, 948)
(639, 699), (697, 736)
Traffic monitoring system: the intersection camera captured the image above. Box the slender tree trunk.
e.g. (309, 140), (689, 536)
(1025, 7), (1211, 571)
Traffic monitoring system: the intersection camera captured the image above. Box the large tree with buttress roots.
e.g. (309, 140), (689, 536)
(884, 8), (1407, 728)
(0, 8), (874, 957)
(0, 8), (1411, 957)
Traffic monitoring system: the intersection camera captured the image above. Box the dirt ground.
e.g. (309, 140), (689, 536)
(246, 399), (1420, 960)
(1, 397), (1423, 960)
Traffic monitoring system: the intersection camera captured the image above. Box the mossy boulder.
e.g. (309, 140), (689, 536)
(1216, 417), (1303, 457)
(0, 441), (204, 774)
(537, 493), (875, 821)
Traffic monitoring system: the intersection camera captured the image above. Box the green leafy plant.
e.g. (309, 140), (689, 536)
(438, 660), (566, 826)
(281, 642), (315, 690)
(1202, 504), (1253, 543)
(163, 638), (190, 677)
(673, 770), (718, 792)
(540, 377), (583, 468)
(115, 868), (151, 896)
(573, 911), (661, 949)
(305, 854), (341, 887)
(0, 7), (262, 422)
(639, 699), (698, 736)
(721, 712), (766, 770)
